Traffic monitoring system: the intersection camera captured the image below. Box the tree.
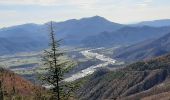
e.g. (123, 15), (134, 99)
(0, 80), (4, 100)
(41, 22), (75, 100)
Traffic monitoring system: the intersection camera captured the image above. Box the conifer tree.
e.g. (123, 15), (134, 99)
(41, 22), (75, 100)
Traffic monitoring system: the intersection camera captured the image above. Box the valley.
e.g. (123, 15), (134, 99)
(64, 48), (123, 82)
(0, 15), (170, 99)
(0, 46), (123, 83)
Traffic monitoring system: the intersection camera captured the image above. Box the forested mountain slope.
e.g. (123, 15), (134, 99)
(76, 53), (170, 100)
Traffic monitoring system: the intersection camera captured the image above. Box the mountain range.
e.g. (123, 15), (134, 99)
(0, 16), (123, 55)
(0, 16), (170, 55)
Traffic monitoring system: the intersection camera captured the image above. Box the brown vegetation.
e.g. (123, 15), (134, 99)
(0, 68), (49, 99)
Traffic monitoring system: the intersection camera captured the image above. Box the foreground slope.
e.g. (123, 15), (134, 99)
(76, 53), (170, 100)
(0, 68), (43, 99)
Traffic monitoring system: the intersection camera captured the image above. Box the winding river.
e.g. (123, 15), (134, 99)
(64, 49), (117, 82)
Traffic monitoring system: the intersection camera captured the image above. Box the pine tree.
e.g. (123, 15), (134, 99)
(41, 22), (75, 100)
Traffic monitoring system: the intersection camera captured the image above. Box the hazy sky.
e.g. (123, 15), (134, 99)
(0, 0), (170, 27)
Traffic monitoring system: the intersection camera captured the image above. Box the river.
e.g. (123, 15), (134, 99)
(64, 49), (117, 82)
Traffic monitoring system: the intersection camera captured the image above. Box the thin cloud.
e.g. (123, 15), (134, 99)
(0, 0), (170, 27)
(0, 0), (98, 6)
(136, 0), (153, 7)
(0, 0), (66, 6)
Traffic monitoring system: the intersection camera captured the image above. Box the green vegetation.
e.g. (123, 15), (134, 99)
(41, 22), (76, 100)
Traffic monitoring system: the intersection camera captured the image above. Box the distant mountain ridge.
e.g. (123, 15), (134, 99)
(82, 26), (170, 47)
(133, 19), (170, 27)
(51, 16), (123, 45)
(0, 16), (123, 55)
(1, 16), (170, 55)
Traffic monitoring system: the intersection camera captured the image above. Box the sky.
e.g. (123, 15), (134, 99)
(0, 0), (170, 27)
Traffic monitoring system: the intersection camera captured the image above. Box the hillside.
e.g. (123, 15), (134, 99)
(81, 26), (170, 47)
(114, 32), (170, 62)
(0, 68), (45, 99)
(76, 53), (170, 100)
